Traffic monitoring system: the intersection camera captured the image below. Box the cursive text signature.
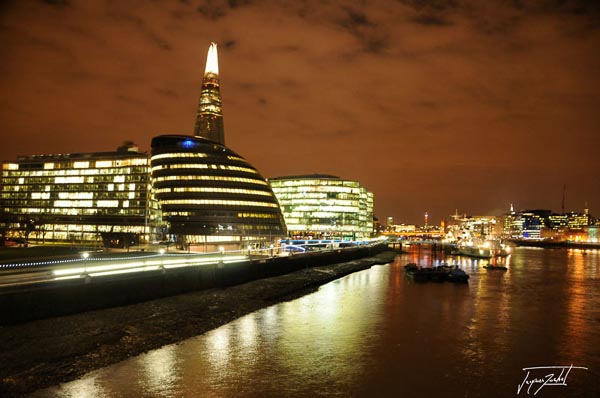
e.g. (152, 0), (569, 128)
(517, 365), (588, 395)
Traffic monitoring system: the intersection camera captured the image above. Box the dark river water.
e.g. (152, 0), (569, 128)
(34, 247), (600, 397)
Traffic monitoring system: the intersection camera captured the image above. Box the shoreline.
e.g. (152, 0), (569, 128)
(508, 239), (600, 250)
(0, 251), (397, 396)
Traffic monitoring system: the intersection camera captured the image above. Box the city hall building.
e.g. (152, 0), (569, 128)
(269, 174), (374, 240)
(0, 144), (159, 247)
(150, 135), (286, 251)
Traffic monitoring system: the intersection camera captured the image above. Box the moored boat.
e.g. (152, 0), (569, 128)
(404, 263), (467, 283)
(447, 268), (470, 283)
(454, 245), (493, 259)
(404, 263), (429, 282)
(483, 265), (508, 271)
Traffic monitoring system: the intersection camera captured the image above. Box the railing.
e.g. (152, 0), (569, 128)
(0, 240), (385, 288)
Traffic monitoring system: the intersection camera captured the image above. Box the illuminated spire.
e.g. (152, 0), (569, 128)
(205, 42), (219, 75)
(194, 42), (224, 144)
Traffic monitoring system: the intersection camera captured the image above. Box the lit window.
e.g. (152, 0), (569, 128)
(96, 160), (113, 168)
(74, 161), (90, 169)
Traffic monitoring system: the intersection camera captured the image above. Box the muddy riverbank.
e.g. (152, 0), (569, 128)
(0, 251), (397, 396)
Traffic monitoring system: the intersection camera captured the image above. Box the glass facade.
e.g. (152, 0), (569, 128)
(0, 149), (159, 245)
(150, 135), (286, 250)
(193, 43), (224, 145)
(268, 174), (374, 240)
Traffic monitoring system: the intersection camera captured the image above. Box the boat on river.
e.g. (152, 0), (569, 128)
(483, 265), (508, 271)
(452, 240), (511, 259)
(447, 269), (469, 283)
(404, 263), (469, 283)
(454, 245), (493, 259)
(404, 263), (429, 282)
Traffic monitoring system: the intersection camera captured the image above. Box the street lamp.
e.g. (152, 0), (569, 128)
(81, 252), (90, 283)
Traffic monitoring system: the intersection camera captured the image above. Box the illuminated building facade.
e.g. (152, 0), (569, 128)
(548, 214), (568, 231)
(566, 212), (591, 229)
(0, 146), (158, 246)
(193, 42), (224, 145)
(502, 206), (596, 240)
(268, 174), (374, 240)
(150, 135), (286, 250)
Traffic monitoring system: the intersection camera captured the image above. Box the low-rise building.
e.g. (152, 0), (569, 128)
(0, 144), (159, 247)
(269, 174), (374, 240)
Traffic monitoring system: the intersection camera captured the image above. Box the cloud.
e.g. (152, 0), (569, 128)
(0, 0), (598, 223)
(412, 14), (453, 26)
(106, 11), (173, 51)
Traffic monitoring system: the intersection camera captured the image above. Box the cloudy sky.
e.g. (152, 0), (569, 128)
(1, 0), (599, 224)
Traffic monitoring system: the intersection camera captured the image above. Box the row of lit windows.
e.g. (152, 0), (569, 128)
(282, 199), (359, 207)
(284, 205), (359, 213)
(274, 193), (361, 200)
(2, 175), (149, 185)
(153, 187), (273, 197)
(270, 180), (361, 188)
(283, 214), (360, 222)
(161, 212), (278, 222)
(151, 153), (207, 161)
(271, 186), (361, 194)
(2, 177), (146, 186)
(3, 199), (141, 208)
(19, 224), (148, 233)
(2, 168), (148, 178)
(237, 212), (279, 219)
(286, 224), (365, 232)
(2, 184), (148, 194)
(4, 201), (147, 211)
(200, 104), (221, 113)
(4, 207), (145, 216)
(153, 175), (268, 185)
(151, 164), (257, 174)
(161, 199), (279, 208)
(3, 158), (147, 171)
(3, 192), (142, 202)
(1, 177), (148, 188)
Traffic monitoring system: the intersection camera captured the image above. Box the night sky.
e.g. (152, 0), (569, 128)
(1, 0), (599, 225)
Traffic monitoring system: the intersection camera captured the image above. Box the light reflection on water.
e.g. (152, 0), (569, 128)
(33, 248), (600, 397)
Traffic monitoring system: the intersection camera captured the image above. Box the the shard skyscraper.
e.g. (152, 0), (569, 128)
(193, 42), (225, 145)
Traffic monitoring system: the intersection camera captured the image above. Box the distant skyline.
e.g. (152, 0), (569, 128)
(1, 0), (599, 224)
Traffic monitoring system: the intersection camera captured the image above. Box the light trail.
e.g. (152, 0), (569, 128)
(0, 254), (249, 288)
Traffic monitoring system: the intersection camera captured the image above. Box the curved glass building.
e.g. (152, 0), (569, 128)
(151, 135), (286, 250)
(269, 174), (374, 240)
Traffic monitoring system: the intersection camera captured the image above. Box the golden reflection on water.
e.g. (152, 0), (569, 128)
(33, 248), (600, 397)
(139, 345), (179, 396)
(562, 249), (599, 362)
(46, 375), (109, 398)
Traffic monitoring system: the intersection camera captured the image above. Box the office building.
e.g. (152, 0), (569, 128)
(0, 144), (158, 246)
(150, 135), (286, 250)
(268, 174), (374, 240)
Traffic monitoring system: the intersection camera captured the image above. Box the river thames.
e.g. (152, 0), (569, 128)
(34, 247), (599, 397)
